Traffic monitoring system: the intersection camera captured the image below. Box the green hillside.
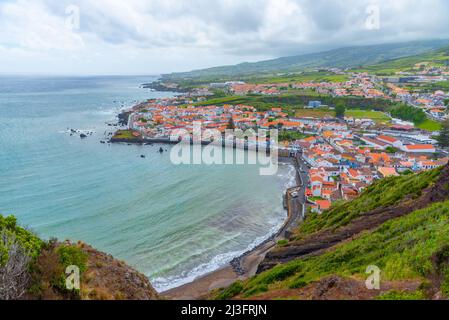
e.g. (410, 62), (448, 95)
(162, 40), (449, 82)
(214, 165), (449, 300)
(358, 46), (449, 75)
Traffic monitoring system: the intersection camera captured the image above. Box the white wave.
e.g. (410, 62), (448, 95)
(276, 163), (297, 190)
(150, 215), (286, 293)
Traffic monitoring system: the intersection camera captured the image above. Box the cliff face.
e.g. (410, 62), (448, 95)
(77, 244), (158, 300)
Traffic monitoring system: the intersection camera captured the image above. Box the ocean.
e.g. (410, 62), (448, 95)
(0, 75), (295, 292)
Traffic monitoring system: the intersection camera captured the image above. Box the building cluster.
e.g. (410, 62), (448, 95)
(225, 72), (388, 99)
(289, 119), (448, 213)
(130, 102), (301, 139)
(294, 73), (387, 99)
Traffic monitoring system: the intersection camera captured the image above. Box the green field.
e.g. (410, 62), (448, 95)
(294, 109), (334, 118)
(346, 109), (391, 124)
(416, 119), (442, 131)
(294, 108), (391, 124)
(248, 71), (350, 84)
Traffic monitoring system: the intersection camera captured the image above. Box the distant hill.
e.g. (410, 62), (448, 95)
(162, 39), (449, 81)
(360, 45), (449, 75)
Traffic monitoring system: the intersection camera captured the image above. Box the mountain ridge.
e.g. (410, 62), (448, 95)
(162, 39), (449, 81)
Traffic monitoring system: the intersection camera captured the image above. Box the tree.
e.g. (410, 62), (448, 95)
(385, 146), (398, 154)
(390, 104), (426, 124)
(0, 231), (32, 300)
(335, 102), (346, 118)
(437, 119), (449, 148)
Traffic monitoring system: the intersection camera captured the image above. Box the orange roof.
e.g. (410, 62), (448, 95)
(348, 169), (359, 177)
(378, 167), (399, 177)
(303, 136), (317, 143)
(316, 200), (331, 210)
(280, 121), (300, 127)
(421, 161), (437, 166)
(378, 135), (398, 143)
(405, 144), (435, 150)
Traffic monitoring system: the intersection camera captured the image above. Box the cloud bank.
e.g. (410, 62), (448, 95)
(0, 0), (448, 74)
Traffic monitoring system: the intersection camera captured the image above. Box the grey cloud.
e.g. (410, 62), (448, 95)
(2, 0), (449, 74)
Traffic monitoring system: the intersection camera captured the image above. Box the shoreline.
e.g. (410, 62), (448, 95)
(114, 107), (305, 299)
(163, 157), (304, 300)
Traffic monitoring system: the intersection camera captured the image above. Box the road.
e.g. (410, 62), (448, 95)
(279, 152), (310, 237)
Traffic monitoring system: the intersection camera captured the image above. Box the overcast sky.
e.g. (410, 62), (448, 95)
(1, 0), (449, 75)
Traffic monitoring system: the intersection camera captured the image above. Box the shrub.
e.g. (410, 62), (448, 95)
(0, 214), (43, 259)
(277, 240), (289, 247)
(215, 281), (244, 300)
(376, 290), (425, 300)
(29, 241), (88, 299)
(242, 284), (268, 298)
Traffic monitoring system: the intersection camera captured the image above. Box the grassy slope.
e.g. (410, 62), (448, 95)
(416, 119), (442, 132)
(164, 40), (449, 81)
(215, 167), (447, 300)
(247, 71), (350, 84)
(226, 201), (449, 299)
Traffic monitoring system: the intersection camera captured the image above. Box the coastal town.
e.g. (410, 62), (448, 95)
(100, 50), (448, 218)
(104, 45), (449, 216)
(114, 77), (449, 215)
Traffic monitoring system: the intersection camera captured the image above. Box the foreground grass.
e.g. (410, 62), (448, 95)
(216, 200), (449, 299)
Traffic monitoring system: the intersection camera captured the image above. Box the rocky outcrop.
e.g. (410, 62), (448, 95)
(117, 111), (132, 126)
(79, 244), (159, 300)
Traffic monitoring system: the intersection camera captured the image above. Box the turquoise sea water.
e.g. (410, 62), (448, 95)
(0, 75), (294, 291)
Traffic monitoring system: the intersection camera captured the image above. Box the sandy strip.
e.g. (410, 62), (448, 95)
(163, 241), (275, 300)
